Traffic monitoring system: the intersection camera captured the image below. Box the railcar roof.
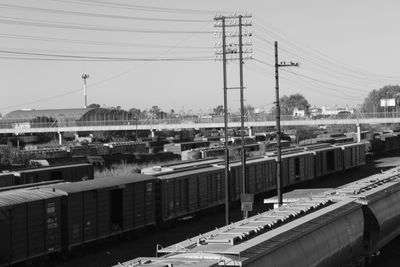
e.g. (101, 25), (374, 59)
(228, 157), (275, 167)
(158, 198), (358, 258)
(15, 163), (92, 174)
(156, 166), (222, 180)
(161, 158), (223, 169)
(114, 257), (218, 267)
(0, 187), (66, 207)
(334, 167), (400, 202)
(49, 175), (156, 193)
(264, 188), (333, 204)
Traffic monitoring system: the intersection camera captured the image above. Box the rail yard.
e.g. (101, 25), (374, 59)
(0, 131), (399, 266)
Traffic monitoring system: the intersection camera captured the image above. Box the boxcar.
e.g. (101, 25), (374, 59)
(48, 175), (157, 250)
(0, 188), (64, 266)
(0, 173), (15, 188)
(381, 134), (400, 152)
(308, 146), (343, 177)
(156, 166), (225, 222)
(14, 163), (94, 184)
(337, 142), (366, 170)
(280, 151), (315, 186)
(228, 157), (276, 201)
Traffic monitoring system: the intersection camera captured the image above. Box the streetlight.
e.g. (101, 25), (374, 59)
(82, 73), (90, 108)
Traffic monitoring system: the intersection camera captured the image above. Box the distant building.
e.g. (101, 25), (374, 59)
(309, 106), (322, 117)
(293, 107), (306, 117)
(321, 106), (354, 116)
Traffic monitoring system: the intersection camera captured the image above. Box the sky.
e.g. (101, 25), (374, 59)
(1, 0), (400, 116)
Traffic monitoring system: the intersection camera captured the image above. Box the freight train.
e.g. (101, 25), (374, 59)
(0, 142), (366, 266)
(120, 166), (400, 267)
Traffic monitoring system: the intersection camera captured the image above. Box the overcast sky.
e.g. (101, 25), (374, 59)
(1, 0), (400, 115)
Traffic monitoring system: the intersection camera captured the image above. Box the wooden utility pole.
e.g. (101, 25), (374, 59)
(274, 41), (299, 206)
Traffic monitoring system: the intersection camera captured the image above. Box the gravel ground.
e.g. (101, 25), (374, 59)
(48, 153), (400, 267)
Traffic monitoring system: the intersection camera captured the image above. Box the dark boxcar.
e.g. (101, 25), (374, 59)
(0, 173), (15, 188)
(15, 163), (94, 184)
(156, 166), (225, 222)
(280, 151), (315, 187)
(308, 146), (343, 177)
(0, 188), (64, 265)
(338, 142), (366, 170)
(228, 157), (277, 201)
(382, 134), (400, 152)
(49, 175), (157, 250)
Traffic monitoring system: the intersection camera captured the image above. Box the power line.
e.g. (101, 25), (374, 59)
(0, 3), (212, 23)
(0, 33), (212, 50)
(0, 50), (213, 61)
(54, 0), (219, 15)
(254, 20), (400, 80)
(249, 59), (363, 101)
(0, 16), (214, 34)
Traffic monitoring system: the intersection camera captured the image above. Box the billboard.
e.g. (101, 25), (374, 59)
(380, 98), (396, 107)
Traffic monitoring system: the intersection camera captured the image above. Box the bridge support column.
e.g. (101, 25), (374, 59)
(356, 124), (361, 143)
(58, 132), (63, 145)
(248, 126), (253, 137)
(151, 129), (155, 138)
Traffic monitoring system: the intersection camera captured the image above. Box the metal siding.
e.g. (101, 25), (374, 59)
(123, 185), (134, 230)
(0, 209), (11, 264)
(368, 191), (400, 251)
(67, 193), (83, 247)
(45, 199), (62, 253)
(0, 174), (15, 188)
(11, 204), (27, 261)
(198, 174), (208, 209)
(96, 191), (110, 237)
(83, 191), (97, 242)
(188, 177), (198, 211)
(134, 183), (146, 227)
(144, 181), (156, 226)
(27, 201), (45, 256)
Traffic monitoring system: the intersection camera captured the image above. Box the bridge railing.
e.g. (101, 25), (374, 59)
(1, 112), (400, 130)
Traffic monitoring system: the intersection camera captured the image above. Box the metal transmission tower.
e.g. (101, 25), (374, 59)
(214, 13), (252, 223)
(274, 41), (299, 207)
(82, 73), (90, 108)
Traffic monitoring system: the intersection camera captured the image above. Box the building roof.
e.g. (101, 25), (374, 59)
(4, 108), (98, 120)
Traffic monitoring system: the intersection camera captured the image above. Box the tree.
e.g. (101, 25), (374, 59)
(128, 108), (141, 118)
(87, 103), (101, 108)
(362, 85), (400, 112)
(271, 93), (311, 115)
(213, 105), (224, 116)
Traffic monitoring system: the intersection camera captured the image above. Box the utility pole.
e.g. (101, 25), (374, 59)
(215, 13), (252, 223)
(274, 41), (299, 207)
(238, 15), (247, 219)
(82, 73), (90, 108)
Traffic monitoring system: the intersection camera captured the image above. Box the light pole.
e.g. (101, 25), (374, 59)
(82, 73), (90, 108)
